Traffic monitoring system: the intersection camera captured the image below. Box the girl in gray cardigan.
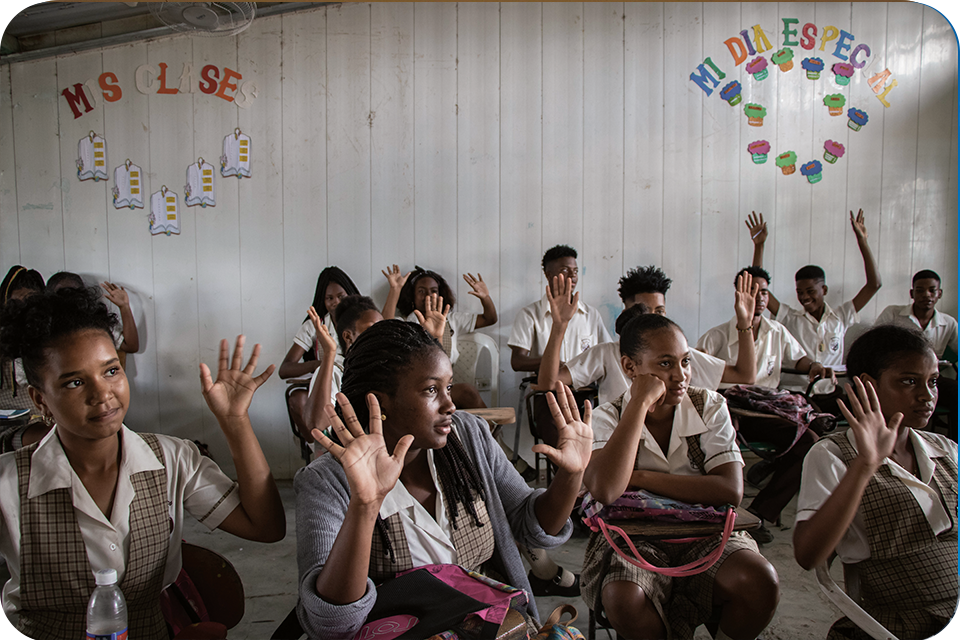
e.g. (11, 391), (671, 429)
(294, 320), (591, 640)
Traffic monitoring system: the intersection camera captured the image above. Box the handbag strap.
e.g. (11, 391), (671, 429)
(597, 507), (736, 577)
(538, 604), (579, 631)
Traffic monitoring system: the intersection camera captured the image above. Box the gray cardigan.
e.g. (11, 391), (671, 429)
(294, 410), (573, 640)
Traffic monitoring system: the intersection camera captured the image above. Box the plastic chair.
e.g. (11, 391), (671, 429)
(164, 543), (245, 638)
(815, 555), (898, 640)
(452, 331), (499, 406)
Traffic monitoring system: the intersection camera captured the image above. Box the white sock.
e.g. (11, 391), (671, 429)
(517, 545), (575, 587)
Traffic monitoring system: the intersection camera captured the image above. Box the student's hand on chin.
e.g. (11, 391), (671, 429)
(631, 373), (666, 410)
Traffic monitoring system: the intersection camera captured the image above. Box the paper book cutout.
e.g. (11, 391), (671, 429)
(149, 186), (180, 235)
(184, 157), (216, 208)
(77, 131), (108, 182)
(221, 128), (251, 178)
(112, 159), (144, 209)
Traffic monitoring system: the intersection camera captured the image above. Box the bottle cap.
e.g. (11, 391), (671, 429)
(94, 569), (118, 586)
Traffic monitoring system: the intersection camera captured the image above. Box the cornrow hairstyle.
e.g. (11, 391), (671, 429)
(846, 325), (935, 381)
(2, 265), (44, 305)
(618, 266), (672, 302)
(46, 271), (86, 292)
(913, 269), (942, 286)
(735, 266), (771, 287)
(795, 265), (826, 283)
(0, 286), (119, 388)
(541, 244), (577, 271)
(333, 295), (380, 352)
(304, 267), (361, 361)
(619, 313), (683, 361)
(396, 266), (457, 318)
(338, 319), (486, 563)
(614, 303), (650, 336)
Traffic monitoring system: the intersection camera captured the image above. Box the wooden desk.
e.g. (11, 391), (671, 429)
(463, 407), (516, 438)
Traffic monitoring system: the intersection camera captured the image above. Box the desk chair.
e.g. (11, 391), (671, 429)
(525, 386), (597, 484)
(284, 380), (312, 466)
(815, 555), (898, 640)
(164, 543), (245, 639)
(452, 332), (500, 406)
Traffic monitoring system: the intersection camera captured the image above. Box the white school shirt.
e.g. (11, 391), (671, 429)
(292, 315), (342, 357)
(566, 339), (727, 406)
(590, 386), (742, 474)
(795, 428), (957, 564)
(774, 301), (859, 368)
(404, 310), (478, 366)
(508, 296), (612, 363)
(875, 305), (959, 359)
(307, 353), (345, 407)
(697, 316), (806, 390)
(0, 425), (241, 616)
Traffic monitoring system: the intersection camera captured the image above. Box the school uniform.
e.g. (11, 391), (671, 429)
(292, 315), (341, 357)
(697, 316), (806, 389)
(566, 339), (727, 406)
(875, 305), (959, 359)
(0, 425), (240, 639)
(774, 301), (858, 368)
(404, 310), (477, 365)
(508, 295), (612, 362)
(580, 387), (756, 640)
(307, 353), (345, 407)
(796, 428), (958, 639)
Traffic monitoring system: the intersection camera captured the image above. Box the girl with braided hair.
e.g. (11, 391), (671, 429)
(1, 265), (44, 414)
(294, 319), (591, 639)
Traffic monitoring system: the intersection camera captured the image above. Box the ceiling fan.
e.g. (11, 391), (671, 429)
(150, 2), (257, 37)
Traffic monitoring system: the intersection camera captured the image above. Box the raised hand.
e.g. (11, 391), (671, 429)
(850, 208), (868, 240)
(382, 264), (411, 291)
(100, 281), (131, 309)
(734, 271), (757, 325)
(308, 306), (338, 358)
(463, 273), (489, 299)
(312, 393), (413, 507)
(546, 274), (579, 325)
(414, 292), (450, 340)
(533, 382), (593, 475)
(745, 211), (767, 244)
(837, 377), (900, 471)
(200, 335), (275, 420)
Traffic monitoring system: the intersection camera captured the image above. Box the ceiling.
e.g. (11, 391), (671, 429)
(2, 2), (329, 62)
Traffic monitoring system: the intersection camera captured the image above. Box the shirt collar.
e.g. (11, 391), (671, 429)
(904, 306), (946, 328)
(793, 301), (838, 323)
(538, 294), (588, 318)
(908, 428), (951, 484)
(619, 387), (707, 450)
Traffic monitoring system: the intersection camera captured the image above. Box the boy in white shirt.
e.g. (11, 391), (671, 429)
(876, 269), (958, 360)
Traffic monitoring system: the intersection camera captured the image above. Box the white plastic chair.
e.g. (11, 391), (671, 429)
(452, 331), (499, 406)
(815, 556), (898, 640)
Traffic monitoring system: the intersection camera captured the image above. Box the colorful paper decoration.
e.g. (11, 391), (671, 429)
(775, 151), (797, 175)
(823, 94), (846, 116)
(771, 48), (795, 72)
(720, 81), (742, 106)
(800, 160), (823, 184)
(149, 186), (180, 235)
(746, 56), (769, 81)
(748, 140), (770, 164)
(847, 107), (869, 131)
(76, 131), (108, 182)
(184, 157), (215, 207)
(112, 159), (144, 210)
(823, 140), (845, 164)
(801, 57), (824, 80)
(221, 128), (251, 179)
(832, 62), (854, 86)
(744, 103), (767, 126)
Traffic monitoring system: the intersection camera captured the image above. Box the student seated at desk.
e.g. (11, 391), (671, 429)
(1, 266), (44, 415)
(0, 286), (284, 639)
(794, 324), (957, 640)
(581, 313), (778, 640)
(294, 320), (590, 639)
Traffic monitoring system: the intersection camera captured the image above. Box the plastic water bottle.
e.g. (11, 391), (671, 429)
(86, 569), (128, 640)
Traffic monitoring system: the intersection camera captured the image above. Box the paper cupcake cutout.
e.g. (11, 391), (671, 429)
(775, 151), (798, 175)
(824, 94), (847, 116)
(112, 159), (144, 210)
(221, 128), (251, 179)
(800, 160), (823, 184)
(720, 81), (743, 106)
(771, 48), (795, 72)
(823, 140), (845, 164)
(184, 158), (215, 208)
(77, 131), (108, 182)
(832, 62), (854, 86)
(746, 56), (769, 81)
(802, 57), (824, 80)
(748, 140), (771, 164)
(744, 103), (766, 127)
(149, 186), (180, 236)
(847, 108), (869, 131)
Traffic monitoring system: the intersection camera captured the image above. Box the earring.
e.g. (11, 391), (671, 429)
(381, 414), (387, 421)
(42, 414), (54, 427)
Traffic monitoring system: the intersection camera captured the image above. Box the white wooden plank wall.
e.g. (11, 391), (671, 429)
(1, 2), (955, 478)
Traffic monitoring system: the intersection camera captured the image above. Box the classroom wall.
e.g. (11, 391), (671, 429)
(1, 2), (956, 479)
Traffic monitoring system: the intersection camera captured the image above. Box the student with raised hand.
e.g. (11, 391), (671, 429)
(0, 285), (284, 639)
(747, 209), (882, 382)
(294, 320), (590, 640)
(581, 313), (779, 640)
(47, 272), (141, 360)
(794, 325), (957, 639)
(537, 268), (759, 405)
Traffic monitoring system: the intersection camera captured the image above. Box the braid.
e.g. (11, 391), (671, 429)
(434, 430), (487, 529)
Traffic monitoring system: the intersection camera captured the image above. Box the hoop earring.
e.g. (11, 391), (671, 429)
(381, 414), (387, 421)
(42, 414), (54, 427)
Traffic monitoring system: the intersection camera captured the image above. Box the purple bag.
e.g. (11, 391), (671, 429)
(581, 489), (727, 531)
